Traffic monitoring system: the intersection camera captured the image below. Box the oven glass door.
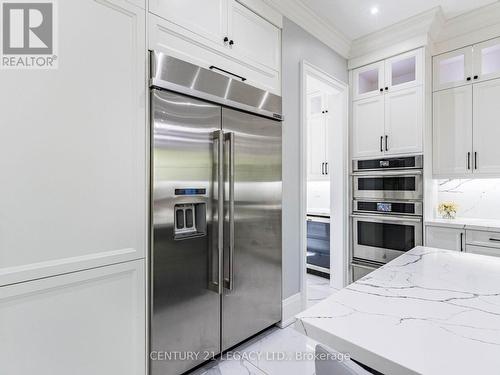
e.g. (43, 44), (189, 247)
(353, 172), (422, 200)
(352, 215), (422, 264)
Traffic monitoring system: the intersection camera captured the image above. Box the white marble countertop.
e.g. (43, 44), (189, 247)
(425, 217), (500, 232)
(296, 246), (500, 375)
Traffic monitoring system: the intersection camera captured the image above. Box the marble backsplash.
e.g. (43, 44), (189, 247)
(436, 179), (500, 220)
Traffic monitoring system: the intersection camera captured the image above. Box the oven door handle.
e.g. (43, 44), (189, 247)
(352, 170), (423, 177)
(351, 213), (422, 224)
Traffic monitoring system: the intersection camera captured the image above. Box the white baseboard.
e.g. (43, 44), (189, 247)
(278, 292), (303, 328)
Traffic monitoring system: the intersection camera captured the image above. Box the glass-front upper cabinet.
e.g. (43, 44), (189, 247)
(433, 47), (473, 92)
(385, 49), (423, 91)
(352, 61), (384, 100)
(474, 37), (500, 82)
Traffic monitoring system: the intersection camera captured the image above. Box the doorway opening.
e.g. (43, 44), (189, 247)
(300, 61), (349, 311)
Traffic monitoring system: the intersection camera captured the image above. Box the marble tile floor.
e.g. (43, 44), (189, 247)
(306, 273), (339, 308)
(188, 274), (338, 375)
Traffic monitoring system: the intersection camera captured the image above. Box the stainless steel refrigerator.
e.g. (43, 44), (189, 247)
(149, 52), (283, 375)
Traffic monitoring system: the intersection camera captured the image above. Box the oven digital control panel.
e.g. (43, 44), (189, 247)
(377, 202), (392, 212)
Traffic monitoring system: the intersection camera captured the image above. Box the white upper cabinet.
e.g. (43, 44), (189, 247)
(384, 86), (423, 155)
(307, 92), (331, 181)
(351, 48), (424, 159)
(385, 49), (423, 92)
(472, 79), (500, 175)
(433, 47), (473, 91)
(228, 0), (281, 72)
(432, 85), (473, 177)
(352, 96), (385, 158)
(149, 0), (228, 46)
(473, 37), (500, 83)
(352, 61), (384, 100)
(149, 0), (281, 94)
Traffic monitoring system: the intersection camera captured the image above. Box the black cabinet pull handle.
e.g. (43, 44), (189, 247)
(466, 77), (471, 81)
(321, 162), (325, 175)
(467, 152), (471, 170)
(460, 233), (464, 251)
(209, 66), (246, 82)
(325, 162), (328, 175)
(380, 136), (383, 152)
(385, 135), (388, 151)
(474, 152), (478, 170)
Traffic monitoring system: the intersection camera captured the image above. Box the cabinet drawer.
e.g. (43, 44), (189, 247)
(466, 229), (500, 249)
(466, 244), (500, 257)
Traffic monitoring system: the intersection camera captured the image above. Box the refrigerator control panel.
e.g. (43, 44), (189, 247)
(174, 203), (206, 240)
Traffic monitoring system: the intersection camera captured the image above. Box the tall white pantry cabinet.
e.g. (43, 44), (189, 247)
(0, 1), (148, 374)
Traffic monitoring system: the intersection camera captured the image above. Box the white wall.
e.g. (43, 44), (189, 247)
(282, 17), (347, 299)
(435, 179), (500, 220)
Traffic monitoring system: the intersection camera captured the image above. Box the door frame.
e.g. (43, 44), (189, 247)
(299, 60), (349, 310)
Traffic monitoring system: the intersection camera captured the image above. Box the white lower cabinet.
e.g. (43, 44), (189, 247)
(466, 244), (500, 257)
(0, 260), (146, 375)
(425, 226), (464, 251)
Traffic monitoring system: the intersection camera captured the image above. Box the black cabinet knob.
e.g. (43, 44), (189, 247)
(223, 37), (229, 43)
(474, 75), (479, 80)
(229, 40), (234, 46)
(467, 77), (471, 81)
(379, 88), (383, 92)
(385, 87), (389, 91)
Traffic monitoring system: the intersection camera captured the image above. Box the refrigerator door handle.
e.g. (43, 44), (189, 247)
(224, 132), (235, 291)
(211, 130), (224, 295)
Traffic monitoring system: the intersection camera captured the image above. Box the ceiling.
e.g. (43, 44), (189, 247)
(300, 0), (499, 40)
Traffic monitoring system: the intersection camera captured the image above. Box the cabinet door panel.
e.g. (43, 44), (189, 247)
(433, 47), (473, 91)
(0, 0), (146, 275)
(432, 86), (473, 177)
(385, 86), (423, 155)
(473, 78), (500, 175)
(352, 96), (385, 159)
(228, 0), (281, 72)
(352, 61), (385, 100)
(149, 0), (228, 46)
(466, 244), (500, 257)
(425, 226), (464, 251)
(385, 49), (423, 91)
(474, 37), (500, 82)
(0, 260), (145, 375)
(308, 115), (327, 180)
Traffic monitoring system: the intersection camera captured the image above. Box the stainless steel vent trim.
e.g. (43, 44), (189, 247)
(150, 51), (283, 120)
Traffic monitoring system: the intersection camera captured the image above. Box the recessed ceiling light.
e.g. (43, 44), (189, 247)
(371, 6), (379, 15)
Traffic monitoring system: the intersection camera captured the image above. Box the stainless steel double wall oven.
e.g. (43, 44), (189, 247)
(351, 156), (423, 281)
(150, 52), (283, 375)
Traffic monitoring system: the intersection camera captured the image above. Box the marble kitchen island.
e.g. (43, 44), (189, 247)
(296, 246), (500, 375)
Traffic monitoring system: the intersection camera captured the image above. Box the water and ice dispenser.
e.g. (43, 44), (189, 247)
(173, 188), (207, 240)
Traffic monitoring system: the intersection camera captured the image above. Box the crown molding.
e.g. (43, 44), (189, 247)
(433, 2), (500, 55)
(263, 0), (351, 58)
(348, 7), (443, 67)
